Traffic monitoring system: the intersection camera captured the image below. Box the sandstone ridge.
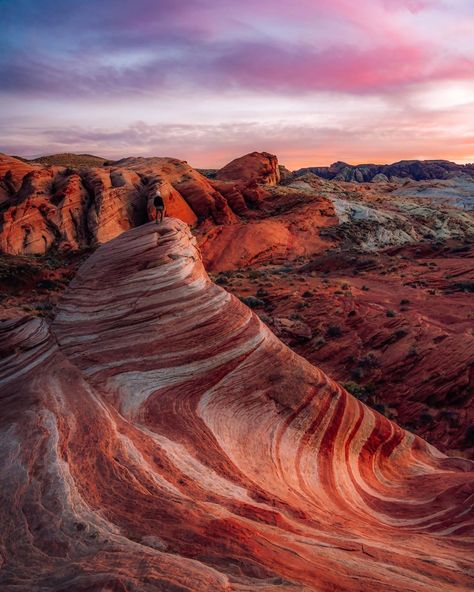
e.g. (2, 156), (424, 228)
(1, 218), (473, 591)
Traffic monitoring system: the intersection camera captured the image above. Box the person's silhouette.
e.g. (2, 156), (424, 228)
(153, 192), (165, 224)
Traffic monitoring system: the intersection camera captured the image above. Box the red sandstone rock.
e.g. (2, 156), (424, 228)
(0, 154), (238, 255)
(113, 156), (237, 225)
(197, 189), (337, 271)
(146, 180), (197, 225)
(274, 316), (313, 342)
(218, 243), (474, 457)
(2, 218), (470, 591)
(0, 153), (37, 201)
(216, 151), (281, 185)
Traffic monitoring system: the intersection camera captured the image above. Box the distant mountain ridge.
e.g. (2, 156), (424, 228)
(294, 159), (474, 182)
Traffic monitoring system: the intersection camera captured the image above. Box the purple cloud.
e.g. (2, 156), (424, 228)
(1, 0), (473, 166)
(1, 0), (472, 97)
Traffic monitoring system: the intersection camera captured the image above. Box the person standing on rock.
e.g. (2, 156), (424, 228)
(153, 190), (166, 224)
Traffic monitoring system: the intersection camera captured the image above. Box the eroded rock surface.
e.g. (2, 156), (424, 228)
(1, 218), (473, 591)
(0, 154), (238, 255)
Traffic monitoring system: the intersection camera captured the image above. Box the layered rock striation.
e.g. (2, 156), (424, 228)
(1, 218), (473, 591)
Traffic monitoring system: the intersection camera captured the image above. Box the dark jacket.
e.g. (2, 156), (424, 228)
(153, 195), (165, 209)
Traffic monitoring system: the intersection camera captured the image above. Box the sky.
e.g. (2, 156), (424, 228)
(1, 0), (473, 169)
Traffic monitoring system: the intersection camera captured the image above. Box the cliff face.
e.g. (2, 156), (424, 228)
(1, 218), (473, 591)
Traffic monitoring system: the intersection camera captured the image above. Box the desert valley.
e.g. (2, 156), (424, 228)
(2, 0), (474, 588)
(1, 149), (473, 590)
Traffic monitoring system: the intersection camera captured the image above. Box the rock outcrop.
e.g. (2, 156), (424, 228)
(1, 218), (473, 591)
(216, 151), (281, 185)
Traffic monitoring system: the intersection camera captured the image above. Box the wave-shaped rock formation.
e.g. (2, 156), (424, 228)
(295, 159), (474, 183)
(1, 218), (473, 591)
(1, 152), (284, 255)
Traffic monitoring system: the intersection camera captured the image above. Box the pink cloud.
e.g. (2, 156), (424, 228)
(1, 0), (473, 166)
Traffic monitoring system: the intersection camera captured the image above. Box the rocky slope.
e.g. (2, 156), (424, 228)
(1, 218), (473, 591)
(213, 241), (474, 457)
(197, 173), (474, 271)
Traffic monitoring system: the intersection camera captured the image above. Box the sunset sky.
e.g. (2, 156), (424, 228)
(1, 0), (473, 169)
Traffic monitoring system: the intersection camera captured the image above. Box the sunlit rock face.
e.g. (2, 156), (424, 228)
(216, 151), (281, 185)
(1, 218), (473, 591)
(0, 154), (238, 255)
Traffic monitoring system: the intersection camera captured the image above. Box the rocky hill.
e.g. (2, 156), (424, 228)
(1, 218), (473, 591)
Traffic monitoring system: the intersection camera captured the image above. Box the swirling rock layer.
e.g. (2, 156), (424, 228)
(1, 218), (473, 591)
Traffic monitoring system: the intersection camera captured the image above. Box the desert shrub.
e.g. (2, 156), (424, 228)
(358, 353), (379, 368)
(386, 309), (396, 317)
(418, 413), (433, 425)
(373, 403), (388, 416)
(452, 281), (474, 293)
(0, 259), (38, 283)
(326, 324), (342, 338)
(395, 329), (409, 340)
(34, 301), (54, 317)
(248, 271), (260, 280)
(36, 279), (59, 291)
(342, 381), (376, 400)
(239, 296), (265, 308)
(296, 301), (310, 309)
(34, 301), (53, 310)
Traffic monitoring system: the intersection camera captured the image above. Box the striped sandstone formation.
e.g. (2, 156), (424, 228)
(1, 218), (473, 591)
